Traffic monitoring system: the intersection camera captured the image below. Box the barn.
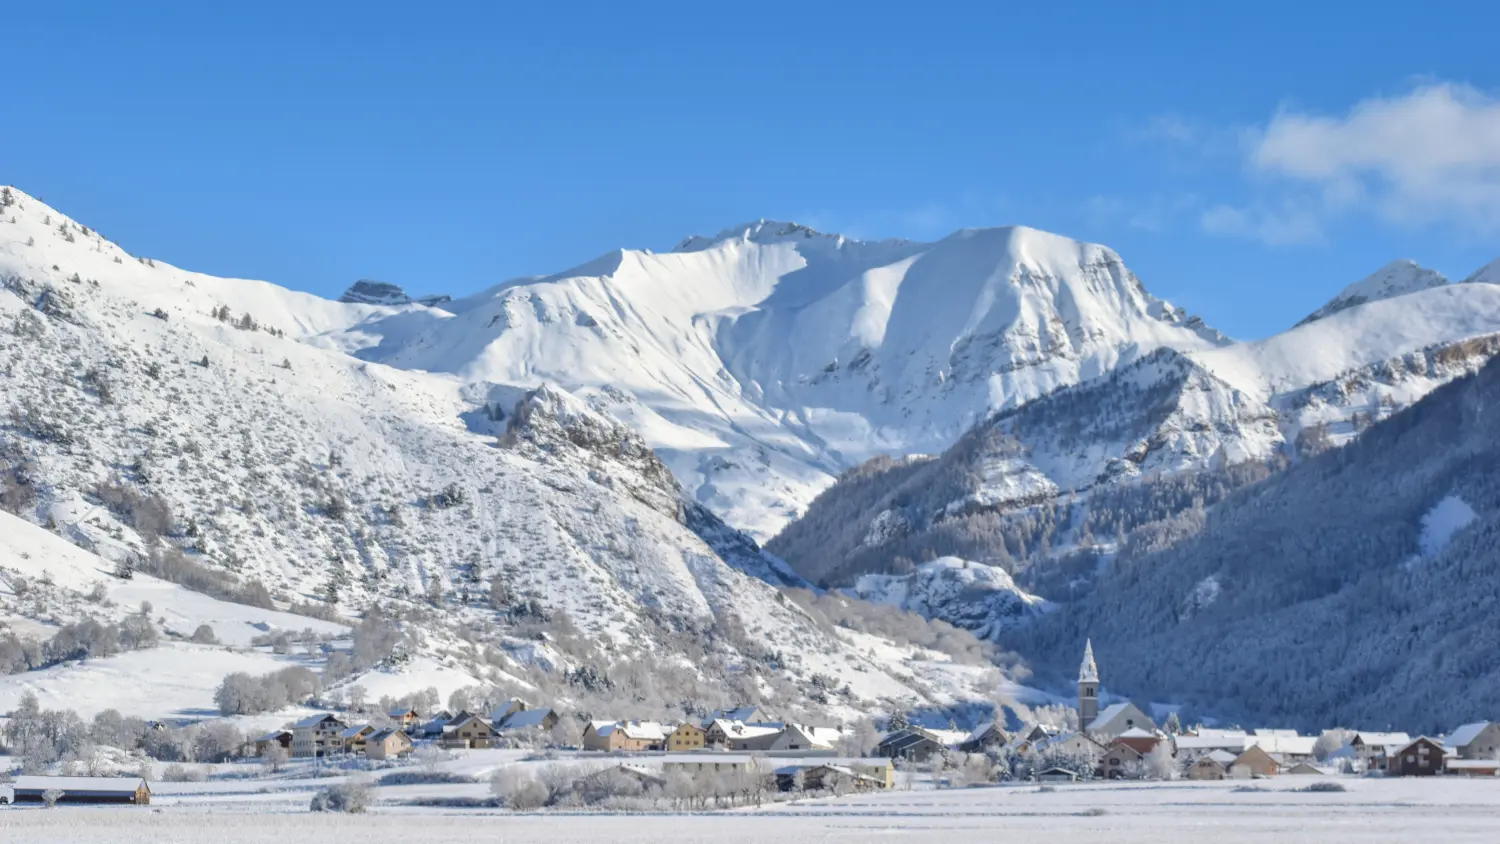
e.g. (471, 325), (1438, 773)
(12, 776), (152, 805)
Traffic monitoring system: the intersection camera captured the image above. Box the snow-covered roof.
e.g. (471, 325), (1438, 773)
(1118, 727), (1157, 740)
(1446, 722), (1493, 749)
(498, 708), (554, 730)
(1205, 750), (1239, 764)
(368, 728), (408, 743)
(1354, 731), (1412, 748)
(1447, 759), (1500, 770)
(292, 713), (341, 729)
(1087, 702), (1155, 734)
(1175, 731), (1249, 751)
(1252, 729), (1301, 738)
(658, 753), (758, 766)
(1079, 639), (1099, 683)
(254, 730), (291, 742)
(14, 776), (147, 794)
(709, 705), (764, 723)
(1251, 734), (1317, 756)
(340, 724), (373, 739)
(597, 720), (668, 740)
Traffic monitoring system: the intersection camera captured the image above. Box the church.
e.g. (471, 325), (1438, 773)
(1077, 638), (1157, 739)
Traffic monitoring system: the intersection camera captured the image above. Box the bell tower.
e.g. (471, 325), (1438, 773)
(1078, 638), (1099, 729)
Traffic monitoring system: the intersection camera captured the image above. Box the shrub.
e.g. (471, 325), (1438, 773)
(310, 780), (371, 813)
(1300, 780), (1346, 793)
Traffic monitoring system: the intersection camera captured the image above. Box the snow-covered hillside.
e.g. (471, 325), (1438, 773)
(0, 186), (1001, 721)
(852, 557), (1051, 641)
(317, 221), (1227, 539)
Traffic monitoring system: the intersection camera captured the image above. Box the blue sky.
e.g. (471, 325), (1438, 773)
(6, 2), (1499, 339)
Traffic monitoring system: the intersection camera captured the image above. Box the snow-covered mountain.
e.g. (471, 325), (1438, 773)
(338, 279), (451, 308)
(0, 186), (1003, 720)
(851, 557), (1051, 641)
(314, 220), (1227, 540)
(1297, 260), (1449, 325)
(768, 259), (1500, 598)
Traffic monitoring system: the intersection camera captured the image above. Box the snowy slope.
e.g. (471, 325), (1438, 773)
(319, 220), (1226, 538)
(852, 557), (1051, 640)
(0, 186), (999, 718)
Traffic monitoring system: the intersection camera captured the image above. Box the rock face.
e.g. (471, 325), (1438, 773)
(338, 279), (450, 307)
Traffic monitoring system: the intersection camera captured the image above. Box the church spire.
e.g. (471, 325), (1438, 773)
(1079, 638), (1099, 683)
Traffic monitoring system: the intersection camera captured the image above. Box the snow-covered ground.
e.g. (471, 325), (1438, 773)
(2, 778), (1497, 842)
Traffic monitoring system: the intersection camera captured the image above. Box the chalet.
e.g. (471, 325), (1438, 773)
(365, 728), (414, 761)
(339, 724), (376, 754)
(768, 724), (842, 752)
(1446, 722), (1500, 760)
(1388, 737), (1446, 777)
(667, 722), (707, 751)
(1005, 723), (1059, 755)
(1230, 745), (1280, 778)
(12, 776), (151, 805)
(1350, 732), (1411, 772)
(1033, 730), (1107, 762)
(1086, 702), (1157, 740)
(1187, 750), (1239, 780)
(441, 713), (500, 749)
(291, 713), (348, 758)
(875, 726), (967, 762)
(583, 720), (668, 752)
(387, 707), (421, 732)
(250, 729), (293, 757)
(958, 721), (1009, 754)
(496, 707), (559, 735)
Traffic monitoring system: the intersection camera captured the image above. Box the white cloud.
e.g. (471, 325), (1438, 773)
(1199, 202), (1324, 246)
(1083, 193), (1199, 233)
(1247, 83), (1500, 233)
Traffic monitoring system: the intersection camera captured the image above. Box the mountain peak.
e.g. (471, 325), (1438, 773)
(1461, 257), (1500, 286)
(1298, 259), (1448, 326)
(337, 279), (450, 308)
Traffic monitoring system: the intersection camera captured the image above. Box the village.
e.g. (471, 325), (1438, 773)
(4, 639), (1496, 809)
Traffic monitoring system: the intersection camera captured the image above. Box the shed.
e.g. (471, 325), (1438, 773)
(13, 776), (151, 805)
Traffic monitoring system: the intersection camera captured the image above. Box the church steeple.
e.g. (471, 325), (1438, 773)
(1077, 638), (1100, 729)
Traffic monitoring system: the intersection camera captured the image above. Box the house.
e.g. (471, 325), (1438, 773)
(418, 710), (455, 739)
(1446, 722), (1500, 760)
(291, 713), (348, 758)
(958, 721), (1009, 753)
(723, 722), (786, 751)
(250, 730), (292, 757)
(490, 697), (530, 724)
(1086, 702), (1157, 740)
(770, 757), (893, 789)
(1285, 761), (1327, 775)
(1033, 731), (1108, 764)
(582, 720), (668, 752)
(1187, 750), (1239, 780)
(667, 722), (707, 751)
(339, 724), (376, 754)
(768, 724), (842, 752)
(1249, 730), (1317, 763)
(661, 754), (761, 777)
(1112, 727), (1162, 756)
(1005, 723), (1059, 755)
(365, 728), (414, 761)
(1230, 745), (1280, 778)
(1036, 766), (1081, 783)
(876, 727), (946, 762)
(1350, 732), (1411, 772)
(441, 713), (500, 749)
(387, 707), (421, 732)
(495, 707), (559, 735)
(12, 776), (151, 805)
(1174, 729), (1250, 760)
(1388, 737), (1446, 777)
(1100, 740), (1146, 779)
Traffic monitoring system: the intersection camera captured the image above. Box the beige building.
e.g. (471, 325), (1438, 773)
(667, 722), (707, 751)
(1231, 745), (1280, 778)
(440, 713), (499, 749)
(583, 720), (668, 752)
(366, 728), (414, 760)
(1187, 751), (1236, 780)
(291, 713), (348, 758)
(339, 724), (375, 755)
(1447, 722), (1500, 760)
